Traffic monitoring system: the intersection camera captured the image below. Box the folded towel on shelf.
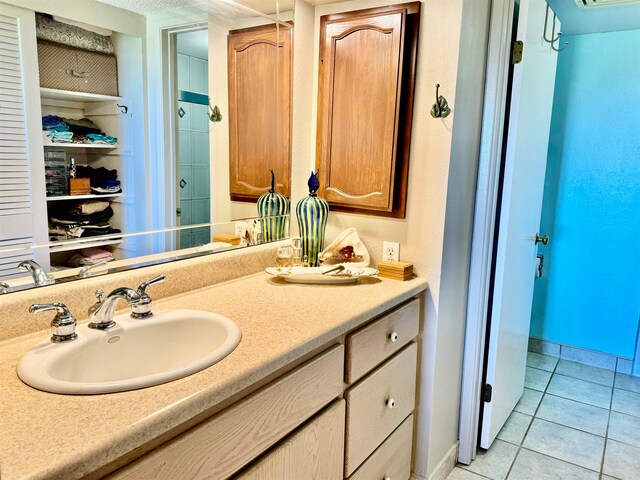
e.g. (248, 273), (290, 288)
(42, 115), (69, 132)
(50, 205), (114, 224)
(80, 227), (121, 238)
(47, 130), (74, 143)
(84, 133), (118, 144)
(66, 249), (115, 268)
(48, 224), (84, 240)
(70, 200), (110, 215)
(75, 165), (118, 181)
(79, 247), (115, 260)
(61, 117), (104, 136)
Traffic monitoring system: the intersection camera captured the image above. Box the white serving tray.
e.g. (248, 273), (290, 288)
(265, 265), (378, 285)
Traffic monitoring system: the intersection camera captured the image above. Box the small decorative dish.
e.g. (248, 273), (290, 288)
(265, 265), (379, 285)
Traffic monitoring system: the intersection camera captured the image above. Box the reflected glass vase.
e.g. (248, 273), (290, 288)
(257, 170), (290, 242)
(296, 171), (329, 267)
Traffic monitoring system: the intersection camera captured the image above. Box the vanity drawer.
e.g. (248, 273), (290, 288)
(236, 400), (345, 479)
(344, 342), (417, 476)
(348, 414), (413, 480)
(109, 345), (344, 480)
(345, 298), (419, 384)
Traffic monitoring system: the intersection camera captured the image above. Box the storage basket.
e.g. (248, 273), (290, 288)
(37, 40), (119, 96)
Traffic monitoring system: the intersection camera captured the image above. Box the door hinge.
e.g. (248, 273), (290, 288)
(483, 383), (493, 403)
(512, 40), (524, 64)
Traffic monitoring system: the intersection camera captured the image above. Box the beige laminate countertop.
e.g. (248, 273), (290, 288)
(0, 272), (427, 480)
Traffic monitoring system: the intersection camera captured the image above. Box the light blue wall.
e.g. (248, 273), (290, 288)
(530, 29), (640, 358)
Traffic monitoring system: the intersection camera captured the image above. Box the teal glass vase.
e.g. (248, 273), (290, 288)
(296, 171), (329, 267)
(257, 170), (290, 242)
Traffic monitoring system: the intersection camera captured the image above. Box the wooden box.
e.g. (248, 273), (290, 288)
(213, 234), (241, 246)
(377, 260), (414, 281)
(69, 178), (91, 196)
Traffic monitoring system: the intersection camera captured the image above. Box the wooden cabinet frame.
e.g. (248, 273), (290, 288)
(316, 3), (420, 218)
(228, 23), (292, 202)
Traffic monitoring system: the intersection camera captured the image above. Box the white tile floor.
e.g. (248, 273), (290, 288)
(448, 352), (640, 480)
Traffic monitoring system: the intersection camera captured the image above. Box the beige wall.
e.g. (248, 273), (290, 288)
(292, 0), (490, 476)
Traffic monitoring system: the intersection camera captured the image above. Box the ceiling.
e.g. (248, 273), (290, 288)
(95, 0), (292, 16)
(95, 0), (199, 15)
(177, 29), (208, 59)
(547, 0), (640, 34)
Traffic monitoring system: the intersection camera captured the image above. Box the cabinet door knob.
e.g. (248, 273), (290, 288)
(385, 398), (396, 409)
(384, 477), (391, 480)
(388, 331), (399, 342)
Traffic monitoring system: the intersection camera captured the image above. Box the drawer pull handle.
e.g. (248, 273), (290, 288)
(388, 331), (399, 342)
(385, 398), (396, 409)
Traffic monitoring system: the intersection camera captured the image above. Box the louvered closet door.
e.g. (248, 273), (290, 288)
(0, 8), (49, 279)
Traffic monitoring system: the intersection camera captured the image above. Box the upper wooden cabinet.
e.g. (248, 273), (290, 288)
(228, 24), (292, 202)
(316, 3), (420, 218)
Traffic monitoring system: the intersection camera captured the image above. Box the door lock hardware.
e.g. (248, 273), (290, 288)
(534, 234), (549, 245)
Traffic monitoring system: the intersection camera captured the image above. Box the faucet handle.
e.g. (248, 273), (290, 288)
(87, 289), (104, 316)
(29, 303), (77, 343)
(136, 275), (165, 296)
(78, 260), (109, 278)
(131, 275), (165, 319)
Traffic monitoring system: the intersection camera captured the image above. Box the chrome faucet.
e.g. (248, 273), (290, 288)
(88, 287), (141, 330)
(0, 281), (9, 294)
(29, 303), (77, 343)
(87, 275), (165, 329)
(19, 260), (54, 286)
(130, 275), (165, 319)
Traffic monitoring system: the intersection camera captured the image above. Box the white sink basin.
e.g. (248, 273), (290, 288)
(17, 309), (241, 395)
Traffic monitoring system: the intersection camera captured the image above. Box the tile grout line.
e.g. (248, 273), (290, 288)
(518, 446), (603, 476)
(599, 376), (616, 479)
(528, 363), (615, 389)
(503, 356), (560, 479)
(540, 389), (610, 411)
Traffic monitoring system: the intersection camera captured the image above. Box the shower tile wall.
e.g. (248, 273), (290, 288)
(177, 52), (210, 248)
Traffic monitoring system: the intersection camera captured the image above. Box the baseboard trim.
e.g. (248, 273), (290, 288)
(528, 337), (633, 373)
(411, 441), (458, 480)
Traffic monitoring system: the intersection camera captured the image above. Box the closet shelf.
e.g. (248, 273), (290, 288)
(43, 140), (118, 149)
(49, 238), (122, 253)
(40, 87), (122, 103)
(46, 193), (122, 202)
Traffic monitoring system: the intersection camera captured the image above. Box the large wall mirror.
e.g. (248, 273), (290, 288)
(0, 0), (293, 292)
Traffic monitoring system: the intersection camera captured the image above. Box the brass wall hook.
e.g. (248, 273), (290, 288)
(208, 103), (222, 122)
(430, 84), (451, 118)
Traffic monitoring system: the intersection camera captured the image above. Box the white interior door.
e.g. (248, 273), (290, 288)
(480, 0), (560, 449)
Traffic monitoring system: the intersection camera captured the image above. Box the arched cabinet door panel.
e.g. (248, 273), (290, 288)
(316, 3), (420, 218)
(228, 24), (291, 202)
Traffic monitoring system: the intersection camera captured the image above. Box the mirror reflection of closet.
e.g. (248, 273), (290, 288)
(0, 0), (292, 291)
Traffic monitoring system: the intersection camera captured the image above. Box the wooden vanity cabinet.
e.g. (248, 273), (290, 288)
(106, 297), (421, 480)
(108, 345), (344, 480)
(227, 23), (292, 202)
(316, 3), (420, 218)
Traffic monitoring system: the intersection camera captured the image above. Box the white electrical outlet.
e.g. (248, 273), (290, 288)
(234, 221), (246, 237)
(383, 241), (400, 261)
